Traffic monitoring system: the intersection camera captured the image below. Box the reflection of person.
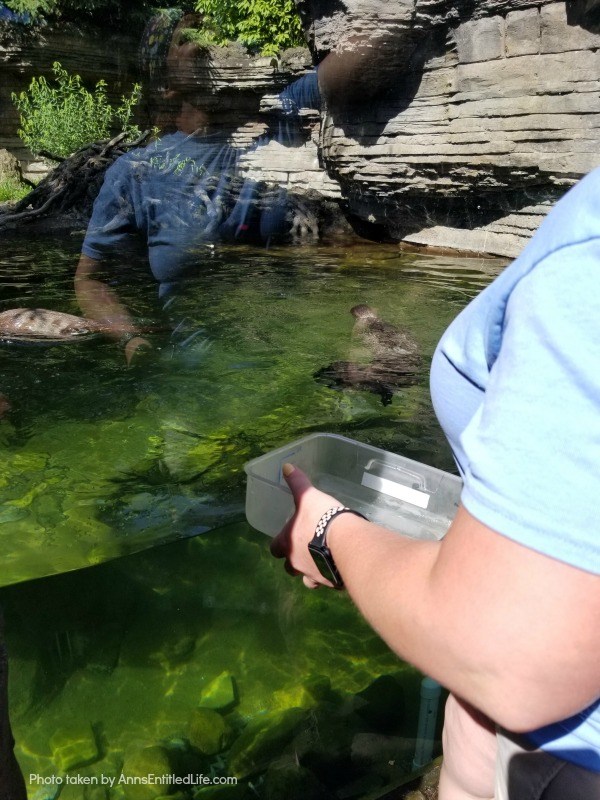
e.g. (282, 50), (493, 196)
(75, 10), (291, 365)
(272, 169), (600, 798)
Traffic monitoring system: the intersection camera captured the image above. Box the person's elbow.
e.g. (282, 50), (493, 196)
(485, 662), (600, 734)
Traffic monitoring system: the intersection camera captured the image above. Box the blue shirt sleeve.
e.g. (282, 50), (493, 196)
(81, 155), (138, 261)
(459, 239), (600, 574)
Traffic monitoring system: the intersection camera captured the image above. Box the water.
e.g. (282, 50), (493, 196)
(0, 234), (505, 798)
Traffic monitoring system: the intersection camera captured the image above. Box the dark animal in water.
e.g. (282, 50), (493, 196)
(314, 304), (422, 406)
(0, 611), (27, 799)
(0, 308), (103, 342)
(350, 303), (420, 363)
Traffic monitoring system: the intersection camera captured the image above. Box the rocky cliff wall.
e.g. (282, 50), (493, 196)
(303, 0), (600, 255)
(0, 25), (339, 209)
(4, 3), (600, 256)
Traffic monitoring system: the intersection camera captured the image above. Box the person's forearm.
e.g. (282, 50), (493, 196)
(327, 516), (456, 685)
(75, 255), (140, 340)
(326, 507), (600, 732)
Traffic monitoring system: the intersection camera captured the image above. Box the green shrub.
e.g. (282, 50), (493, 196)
(194, 0), (304, 56)
(3, 0), (53, 15)
(11, 62), (142, 159)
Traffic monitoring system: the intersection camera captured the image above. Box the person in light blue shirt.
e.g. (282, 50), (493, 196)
(271, 168), (600, 799)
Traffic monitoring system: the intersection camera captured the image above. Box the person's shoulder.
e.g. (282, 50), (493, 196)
(510, 235), (600, 322)
(523, 168), (600, 263)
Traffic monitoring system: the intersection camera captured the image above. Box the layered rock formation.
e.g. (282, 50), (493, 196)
(4, 3), (600, 255)
(0, 23), (340, 231)
(302, 0), (600, 255)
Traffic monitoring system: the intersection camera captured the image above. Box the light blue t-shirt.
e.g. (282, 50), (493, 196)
(430, 168), (600, 771)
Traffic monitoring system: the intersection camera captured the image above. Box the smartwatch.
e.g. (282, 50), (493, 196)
(308, 506), (367, 589)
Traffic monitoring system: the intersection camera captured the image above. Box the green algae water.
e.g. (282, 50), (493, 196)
(0, 235), (505, 799)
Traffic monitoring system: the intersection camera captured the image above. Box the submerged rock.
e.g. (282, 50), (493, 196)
(49, 723), (100, 772)
(187, 707), (233, 755)
(356, 674), (406, 733)
(120, 745), (172, 800)
(199, 672), (238, 713)
(228, 707), (307, 779)
(265, 755), (328, 800)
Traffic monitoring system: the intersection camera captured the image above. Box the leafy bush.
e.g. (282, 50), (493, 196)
(194, 0), (304, 56)
(3, 0), (51, 15)
(11, 62), (142, 158)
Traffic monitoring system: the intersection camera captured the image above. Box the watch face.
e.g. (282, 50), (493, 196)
(308, 543), (344, 588)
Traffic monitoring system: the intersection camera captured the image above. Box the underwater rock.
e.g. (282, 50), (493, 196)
(199, 672), (238, 713)
(59, 782), (109, 800)
(355, 674), (406, 733)
(228, 707), (307, 779)
(120, 745), (172, 800)
(289, 705), (363, 789)
(351, 731), (416, 785)
(188, 783), (246, 800)
(85, 624), (123, 675)
(265, 755), (328, 800)
(303, 675), (338, 704)
(187, 708), (233, 755)
(270, 683), (318, 712)
(49, 723), (100, 772)
(351, 731), (414, 767)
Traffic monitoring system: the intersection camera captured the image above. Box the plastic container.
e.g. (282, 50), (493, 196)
(244, 433), (462, 539)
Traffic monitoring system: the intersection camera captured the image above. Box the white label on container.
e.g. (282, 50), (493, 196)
(361, 472), (430, 509)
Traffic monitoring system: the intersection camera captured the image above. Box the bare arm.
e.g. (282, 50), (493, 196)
(75, 254), (150, 364)
(75, 254), (139, 338)
(272, 466), (600, 733)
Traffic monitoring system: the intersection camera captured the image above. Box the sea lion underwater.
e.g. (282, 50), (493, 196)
(314, 304), (422, 406)
(0, 308), (104, 342)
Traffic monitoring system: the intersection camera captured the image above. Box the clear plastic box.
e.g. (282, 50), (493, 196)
(244, 433), (462, 539)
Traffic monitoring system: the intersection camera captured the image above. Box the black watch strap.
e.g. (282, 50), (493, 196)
(308, 507), (368, 589)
